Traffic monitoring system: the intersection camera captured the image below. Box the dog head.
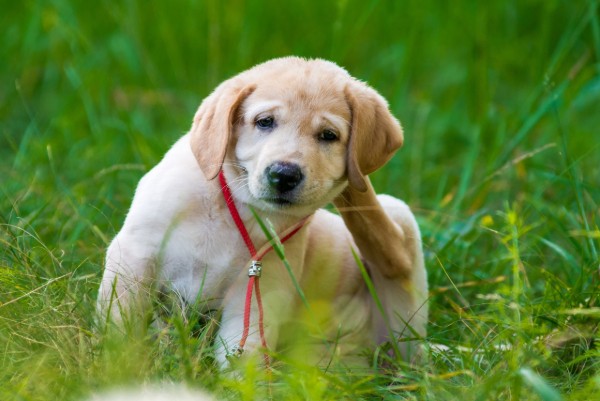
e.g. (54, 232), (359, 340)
(190, 57), (403, 216)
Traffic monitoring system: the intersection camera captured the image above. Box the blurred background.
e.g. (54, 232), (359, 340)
(1, 0), (599, 398)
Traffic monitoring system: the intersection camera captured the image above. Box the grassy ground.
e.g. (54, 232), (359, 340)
(1, 0), (599, 399)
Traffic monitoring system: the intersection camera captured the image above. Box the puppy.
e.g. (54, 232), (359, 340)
(98, 57), (427, 368)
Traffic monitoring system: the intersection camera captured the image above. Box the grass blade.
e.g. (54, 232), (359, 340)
(249, 206), (310, 311)
(519, 368), (563, 401)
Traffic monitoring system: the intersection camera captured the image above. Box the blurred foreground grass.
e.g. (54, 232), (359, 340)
(1, 1), (599, 400)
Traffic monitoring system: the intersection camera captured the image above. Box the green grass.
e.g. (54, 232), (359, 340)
(1, 0), (599, 399)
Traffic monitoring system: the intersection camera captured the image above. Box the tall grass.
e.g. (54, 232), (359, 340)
(1, 0), (599, 399)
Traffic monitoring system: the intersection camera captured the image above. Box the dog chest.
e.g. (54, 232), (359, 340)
(157, 214), (250, 309)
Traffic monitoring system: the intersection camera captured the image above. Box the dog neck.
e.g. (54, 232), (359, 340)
(217, 169), (311, 251)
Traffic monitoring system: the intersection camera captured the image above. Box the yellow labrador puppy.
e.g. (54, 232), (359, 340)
(98, 57), (427, 368)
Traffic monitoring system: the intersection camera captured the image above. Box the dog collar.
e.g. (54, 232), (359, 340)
(218, 169), (309, 365)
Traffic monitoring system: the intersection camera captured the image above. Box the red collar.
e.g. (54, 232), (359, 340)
(218, 170), (308, 365)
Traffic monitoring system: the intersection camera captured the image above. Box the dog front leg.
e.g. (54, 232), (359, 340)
(333, 178), (415, 279)
(97, 234), (157, 329)
(215, 288), (284, 369)
(215, 281), (265, 368)
(215, 245), (306, 369)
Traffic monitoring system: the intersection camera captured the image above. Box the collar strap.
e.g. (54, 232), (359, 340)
(219, 170), (258, 257)
(218, 170), (309, 365)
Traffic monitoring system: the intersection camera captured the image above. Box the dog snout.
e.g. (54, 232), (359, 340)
(265, 162), (304, 193)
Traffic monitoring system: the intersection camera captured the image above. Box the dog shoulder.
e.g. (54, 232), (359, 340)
(120, 134), (215, 236)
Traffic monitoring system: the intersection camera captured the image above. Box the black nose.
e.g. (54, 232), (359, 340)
(265, 162), (304, 193)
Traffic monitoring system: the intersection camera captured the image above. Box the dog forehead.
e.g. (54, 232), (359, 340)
(243, 81), (351, 124)
(240, 59), (349, 109)
(245, 85), (349, 117)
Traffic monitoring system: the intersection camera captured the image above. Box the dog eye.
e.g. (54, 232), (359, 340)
(318, 129), (338, 142)
(255, 116), (275, 130)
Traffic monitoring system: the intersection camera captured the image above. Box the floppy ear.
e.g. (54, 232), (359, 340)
(189, 82), (256, 180)
(345, 81), (404, 192)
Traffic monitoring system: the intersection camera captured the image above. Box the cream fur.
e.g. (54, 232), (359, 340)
(97, 57), (428, 368)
